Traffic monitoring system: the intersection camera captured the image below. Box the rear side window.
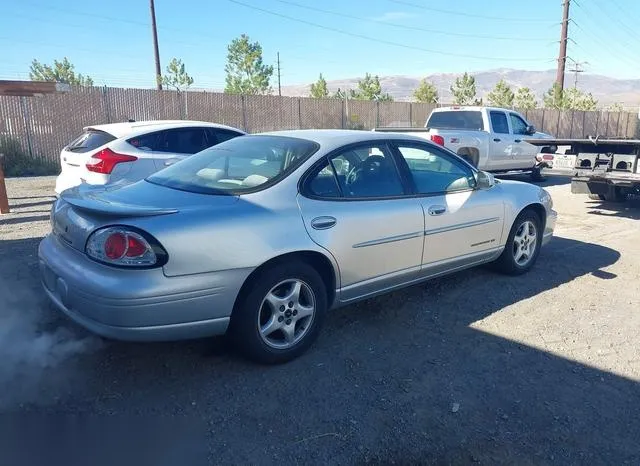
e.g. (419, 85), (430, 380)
(490, 111), (509, 134)
(426, 111), (484, 131)
(65, 130), (116, 153)
(208, 128), (243, 145)
(162, 128), (210, 154)
(128, 132), (163, 151)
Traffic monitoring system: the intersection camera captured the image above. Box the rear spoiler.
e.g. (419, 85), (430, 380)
(61, 185), (178, 217)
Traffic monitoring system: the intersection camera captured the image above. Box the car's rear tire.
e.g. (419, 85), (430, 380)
(229, 261), (327, 364)
(491, 210), (542, 276)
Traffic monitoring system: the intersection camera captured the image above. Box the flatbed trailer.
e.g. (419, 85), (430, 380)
(524, 137), (640, 202)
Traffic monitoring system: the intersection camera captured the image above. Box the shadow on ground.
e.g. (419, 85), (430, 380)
(586, 196), (640, 219)
(1, 235), (638, 466)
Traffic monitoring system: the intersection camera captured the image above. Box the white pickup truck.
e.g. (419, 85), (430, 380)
(374, 106), (556, 181)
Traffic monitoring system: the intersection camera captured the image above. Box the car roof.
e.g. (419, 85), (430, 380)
(256, 129), (432, 148)
(431, 105), (518, 113)
(84, 120), (246, 138)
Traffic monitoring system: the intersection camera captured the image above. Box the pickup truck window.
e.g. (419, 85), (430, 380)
(509, 113), (529, 135)
(395, 144), (475, 195)
(490, 111), (509, 134)
(426, 111), (484, 131)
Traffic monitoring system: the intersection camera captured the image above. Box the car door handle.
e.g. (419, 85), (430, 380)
(311, 216), (337, 230)
(427, 205), (446, 216)
(514, 139), (522, 143)
(493, 138), (501, 142)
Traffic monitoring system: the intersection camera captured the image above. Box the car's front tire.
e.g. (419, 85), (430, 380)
(491, 210), (543, 276)
(229, 261), (327, 364)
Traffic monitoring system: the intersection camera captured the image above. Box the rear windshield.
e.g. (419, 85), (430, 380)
(65, 130), (116, 153)
(146, 135), (320, 195)
(426, 111), (485, 131)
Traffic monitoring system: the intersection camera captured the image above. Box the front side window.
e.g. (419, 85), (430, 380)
(307, 144), (405, 199)
(509, 113), (529, 135)
(396, 144), (475, 194)
(490, 111), (510, 134)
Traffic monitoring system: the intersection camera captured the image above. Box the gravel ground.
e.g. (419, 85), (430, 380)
(0, 174), (639, 466)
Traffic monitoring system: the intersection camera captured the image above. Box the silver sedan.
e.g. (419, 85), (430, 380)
(39, 130), (557, 363)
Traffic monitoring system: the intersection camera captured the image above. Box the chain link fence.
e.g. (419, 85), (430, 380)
(0, 86), (638, 173)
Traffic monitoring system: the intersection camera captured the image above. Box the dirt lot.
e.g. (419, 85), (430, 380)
(0, 175), (639, 465)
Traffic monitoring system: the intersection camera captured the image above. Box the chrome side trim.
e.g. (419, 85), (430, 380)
(424, 217), (500, 236)
(352, 230), (423, 249)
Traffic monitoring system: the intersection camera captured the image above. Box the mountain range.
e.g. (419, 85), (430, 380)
(280, 69), (640, 108)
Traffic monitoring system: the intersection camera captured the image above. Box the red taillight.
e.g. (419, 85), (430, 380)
(542, 154), (554, 161)
(126, 235), (147, 257)
(86, 148), (137, 174)
(104, 232), (127, 259)
(430, 134), (445, 146)
(86, 227), (166, 267)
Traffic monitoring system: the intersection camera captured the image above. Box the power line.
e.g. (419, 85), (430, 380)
(386, 0), (552, 22)
(275, 0), (551, 41)
(226, 0), (554, 62)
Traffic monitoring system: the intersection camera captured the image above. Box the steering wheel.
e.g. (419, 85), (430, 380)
(345, 155), (387, 187)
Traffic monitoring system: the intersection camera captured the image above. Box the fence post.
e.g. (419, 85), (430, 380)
(297, 98), (302, 129)
(624, 112), (631, 138)
(582, 111), (587, 138)
(19, 96), (34, 159)
(102, 86), (111, 123)
(616, 111), (622, 137)
(0, 154), (10, 214)
(569, 110), (574, 138)
(241, 95), (248, 132)
(183, 91), (189, 119)
(409, 103), (413, 127)
(540, 109), (545, 133)
(375, 100), (380, 127)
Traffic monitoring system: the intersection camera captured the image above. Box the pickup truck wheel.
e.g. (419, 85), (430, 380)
(490, 210), (542, 276)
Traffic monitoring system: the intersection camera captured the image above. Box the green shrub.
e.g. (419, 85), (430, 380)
(0, 135), (58, 177)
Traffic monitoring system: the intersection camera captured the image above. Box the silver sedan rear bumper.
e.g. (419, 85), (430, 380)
(38, 234), (251, 342)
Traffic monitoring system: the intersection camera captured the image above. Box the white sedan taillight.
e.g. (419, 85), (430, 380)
(85, 227), (167, 267)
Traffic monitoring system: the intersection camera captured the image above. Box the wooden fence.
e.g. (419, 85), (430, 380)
(0, 86), (637, 168)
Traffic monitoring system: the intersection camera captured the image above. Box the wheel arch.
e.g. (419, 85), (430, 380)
(517, 202), (547, 232)
(232, 250), (339, 313)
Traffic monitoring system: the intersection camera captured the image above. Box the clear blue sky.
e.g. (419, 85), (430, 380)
(2, 0), (640, 89)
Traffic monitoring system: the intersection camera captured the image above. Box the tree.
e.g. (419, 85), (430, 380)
(514, 87), (538, 110)
(543, 82), (567, 109)
(350, 73), (393, 101)
(310, 73), (329, 98)
(224, 34), (273, 95)
(413, 78), (439, 103)
(29, 57), (93, 86)
(450, 72), (476, 105)
(487, 79), (514, 108)
(161, 58), (194, 91)
(606, 102), (624, 112)
(333, 87), (347, 99)
(543, 83), (598, 110)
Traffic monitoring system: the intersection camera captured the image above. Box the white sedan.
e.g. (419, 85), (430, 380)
(55, 120), (245, 194)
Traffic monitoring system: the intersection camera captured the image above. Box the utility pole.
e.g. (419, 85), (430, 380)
(150, 0), (162, 90)
(556, 0), (571, 92)
(277, 52), (282, 97)
(569, 60), (587, 88)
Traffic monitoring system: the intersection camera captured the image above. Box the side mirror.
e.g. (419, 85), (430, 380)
(476, 170), (496, 190)
(526, 125), (536, 135)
